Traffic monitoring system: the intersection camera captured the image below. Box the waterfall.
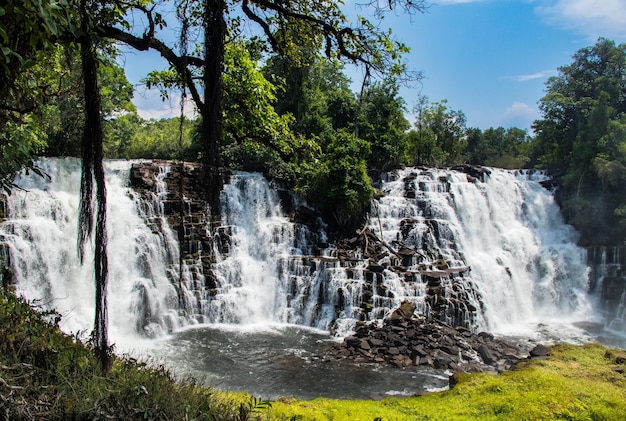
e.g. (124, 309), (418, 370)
(0, 158), (183, 343)
(0, 158), (600, 345)
(371, 167), (594, 334)
(208, 172), (315, 325)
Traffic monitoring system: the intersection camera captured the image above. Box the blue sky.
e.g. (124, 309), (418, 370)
(120, 0), (626, 131)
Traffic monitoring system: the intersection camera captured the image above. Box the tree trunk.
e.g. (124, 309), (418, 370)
(202, 0), (226, 211)
(80, 0), (111, 373)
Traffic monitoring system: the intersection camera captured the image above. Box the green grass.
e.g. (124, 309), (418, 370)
(2, 289), (625, 420)
(267, 344), (626, 420)
(0, 290), (259, 420)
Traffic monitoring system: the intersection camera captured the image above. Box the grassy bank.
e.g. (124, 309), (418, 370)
(2, 291), (625, 420)
(270, 343), (626, 420)
(0, 291), (259, 420)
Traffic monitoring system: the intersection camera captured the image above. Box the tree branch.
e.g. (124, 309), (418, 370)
(99, 25), (204, 110)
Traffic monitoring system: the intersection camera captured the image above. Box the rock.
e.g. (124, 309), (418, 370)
(391, 355), (413, 368)
(477, 344), (496, 365)
(330, 304), (529, 374)
(451, 164), (491, 180)
(412, 345), (428, 358)
(386, 347), (400, 356)
(441, 345), (460, 356)
(369, 338), (385, 347)
(367, 264), (385, 273)
(477, 331), (494, 342)
(388, 301), (417, 324)
(345, 336), (360, 348)
(435, 354), (454, 369)
(359, 339), (371, 351)
(530, 344), (551, 358)
(448, 372), (462, 388)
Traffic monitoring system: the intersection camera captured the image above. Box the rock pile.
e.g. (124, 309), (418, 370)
(331, 301), (531, 373)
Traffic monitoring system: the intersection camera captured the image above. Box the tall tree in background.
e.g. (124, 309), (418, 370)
(409, 98), (467, 166)
(467, 127), (532, 168)
(358, 78), (410, 169)
(533, 38), (626, 243)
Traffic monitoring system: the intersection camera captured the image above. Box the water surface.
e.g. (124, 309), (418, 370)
(150, 325), (450, 400)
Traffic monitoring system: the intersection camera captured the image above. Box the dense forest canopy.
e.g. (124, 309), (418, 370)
(1, 3), (625, 238)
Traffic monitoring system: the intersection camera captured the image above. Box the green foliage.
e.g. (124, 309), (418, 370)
(0, 1), (80, 190)
(41, 44), (138, 157)
(222, 42), (298, 156)
(0, 290), (262, 420)
(358, 78), (411, 169)
(533, 38), (626, 243)
(0, 0), (78, 77)
(297, 130), (373, 229)
(263, 54), (357, 138)
(120, 117), (196, 160)
(0, 115), (48, 194)
(467, 126), (532, 169)
(409, 98), (467, 166)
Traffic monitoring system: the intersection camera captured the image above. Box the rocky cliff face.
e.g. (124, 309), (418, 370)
(130, 161), (219, 288)
(588, 246), (626, 333)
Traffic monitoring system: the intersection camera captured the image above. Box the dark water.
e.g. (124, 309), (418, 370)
(145, 321), (626, 401)
(150, 325), (450, 400)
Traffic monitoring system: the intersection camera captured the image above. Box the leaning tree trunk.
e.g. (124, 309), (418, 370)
(79, 0), (111, 373)
(202, 0), (226, 211)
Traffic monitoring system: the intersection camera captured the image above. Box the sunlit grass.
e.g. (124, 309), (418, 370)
(268, 343), (626, 420)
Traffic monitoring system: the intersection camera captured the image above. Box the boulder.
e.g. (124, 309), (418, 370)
(530, 344), (551, 358)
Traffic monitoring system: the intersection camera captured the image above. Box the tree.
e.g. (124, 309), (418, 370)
(533, 38), (626, 243)
(77, 0), (115, 373)
(0, 0), (79, 191)
(297, 130), (373, 230)
(264, 53), (358, 139)
(101, 0), (428, 207)
(409, 98), (467, 166)
(1, 0), (138, 371)
(358, 77), (410, 169)
(41, 46), (138, 157)
(467, 126), (532, 168)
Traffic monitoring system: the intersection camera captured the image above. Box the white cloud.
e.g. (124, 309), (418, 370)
(536, 0), (626, 40)
(501, 70), (557, 82)
(498, 101), (538, 129)
(133, 88), (198, 120)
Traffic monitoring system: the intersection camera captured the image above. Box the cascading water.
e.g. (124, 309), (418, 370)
(0, 158), (183, 343)
(371, 167), (594, 335)
(208, 172), (316, 325)
(587, 246), (626, 335)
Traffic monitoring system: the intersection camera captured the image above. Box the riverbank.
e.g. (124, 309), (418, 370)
(2, 291), (625, 420)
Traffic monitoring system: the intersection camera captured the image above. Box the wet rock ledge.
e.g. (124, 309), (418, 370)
(332, 301), (540, 373)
